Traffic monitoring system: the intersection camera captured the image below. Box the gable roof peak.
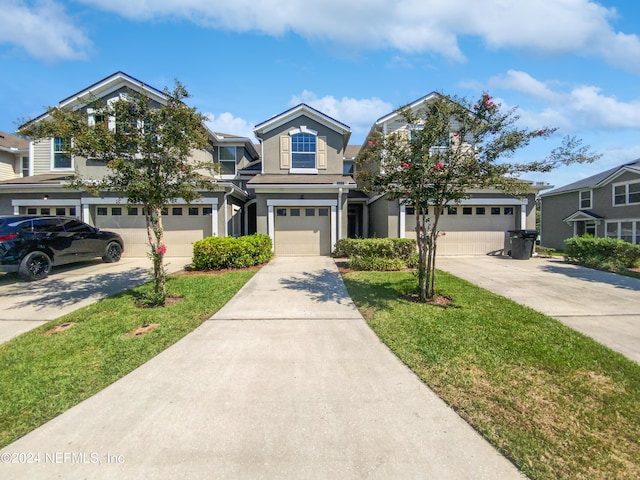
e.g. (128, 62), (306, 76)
(253, 103), (351, 140)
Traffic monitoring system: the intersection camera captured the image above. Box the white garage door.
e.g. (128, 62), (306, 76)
(405, 206), (516, 255)
(94, 205), (213, 257)
(274, 206), (331, 256)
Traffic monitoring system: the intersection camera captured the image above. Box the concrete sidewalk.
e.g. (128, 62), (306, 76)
(1, 256), (524, 479)
(438, 255), (640, 363)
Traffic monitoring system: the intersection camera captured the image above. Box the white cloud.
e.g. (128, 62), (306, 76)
(76, 0), (640, 73)
(0, 0), (90, 61)
(490, 70), (640, 131)
(288, 90), (393, 140)
(204, 112), (256, 141)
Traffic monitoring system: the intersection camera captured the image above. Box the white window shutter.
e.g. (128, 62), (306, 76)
(317, 136), (327, 170)
(280, 135), (291, 169)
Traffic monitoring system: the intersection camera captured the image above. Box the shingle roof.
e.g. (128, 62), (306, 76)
(0, 131), (29, 151)
(247, 174), (356, 185)
(0, 173), (72, 185)
(344, 145), (361, 158)
(540, 159), (640, 196)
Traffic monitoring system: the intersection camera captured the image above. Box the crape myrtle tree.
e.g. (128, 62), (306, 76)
(19, 82), (216, 306)
(356, 93), (599, 302)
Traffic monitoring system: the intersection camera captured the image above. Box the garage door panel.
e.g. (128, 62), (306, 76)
(275, 207), (331, 256)
(404, 230), (507, 255)
(94, 204), (212, 258)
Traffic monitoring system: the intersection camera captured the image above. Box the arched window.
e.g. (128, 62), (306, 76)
(291, 132), (316, 169)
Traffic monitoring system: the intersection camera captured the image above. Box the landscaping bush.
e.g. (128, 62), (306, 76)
(346, 256), (406, 271)
(333, 238), (416, 261)
(564, 235), (640, 272)
(192, 234), (272, 270)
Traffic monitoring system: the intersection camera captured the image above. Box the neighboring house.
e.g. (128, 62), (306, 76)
(0, 131), (29, 181)
(361, 93), (548, 255)
(0, 72), (258, 256)
(0, 73), (549, 257)
(539, 159), (640, 250)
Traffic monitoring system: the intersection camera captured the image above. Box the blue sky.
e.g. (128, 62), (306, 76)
(2, 0), (640, 189)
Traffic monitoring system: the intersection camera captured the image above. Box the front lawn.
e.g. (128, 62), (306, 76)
(342, 270), (640, 480)
(0, 270), (255, 448)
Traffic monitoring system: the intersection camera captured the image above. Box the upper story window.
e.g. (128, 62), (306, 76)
(52, 137), (72, 170)
(579, 190), (592, 209)
(218, 146), (236, 176)
(343, 159), (355, 175)
(21, 156), (29, 177)
(613, 180), (640, 206)
(291, 132), (316, 169)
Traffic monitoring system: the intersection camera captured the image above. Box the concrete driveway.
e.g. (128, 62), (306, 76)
(0, 256), (191, 343)
(437, 255), (640, 363)
(1, 256), (524, 479)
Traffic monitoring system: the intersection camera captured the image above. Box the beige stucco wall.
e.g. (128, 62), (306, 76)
(260, 115), (345, 175)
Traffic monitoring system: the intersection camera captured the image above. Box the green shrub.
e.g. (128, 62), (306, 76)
(333, 238), (416, 261)
(346, 256), (406, 271)
(564, 236), (640, 272)
(192, 234), (272, 270)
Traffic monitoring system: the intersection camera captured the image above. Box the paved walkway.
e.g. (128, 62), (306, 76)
(1, 256), (524, 479)
(438, 255), (640, 363)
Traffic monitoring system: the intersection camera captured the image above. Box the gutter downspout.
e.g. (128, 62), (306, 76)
(258, 138), (264, 175)
(337, 187), (343, 241)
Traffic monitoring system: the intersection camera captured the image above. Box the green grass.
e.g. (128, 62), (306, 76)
(0, 270), (254, 448)
(342, 270), (640, 480)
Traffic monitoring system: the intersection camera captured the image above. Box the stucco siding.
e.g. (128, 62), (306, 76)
(260, 115), (345, 175)
(540, 192), (579, 249)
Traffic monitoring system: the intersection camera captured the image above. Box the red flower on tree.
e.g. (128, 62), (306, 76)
(157, 244), (167, 255)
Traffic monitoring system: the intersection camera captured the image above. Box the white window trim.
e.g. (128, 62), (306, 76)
(605, 219), (640, 244)
(579, 189), (592, 209)
(612, 180), (640, 207)
(217, 145), (238, 178)
(51, 137), (73, 171)
(289, 126), (318, 172)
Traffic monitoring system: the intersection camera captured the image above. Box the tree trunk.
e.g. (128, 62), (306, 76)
(145, 205), (167, 306)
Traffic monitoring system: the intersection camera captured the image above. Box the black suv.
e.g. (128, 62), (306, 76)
(0, 215), (124, 281)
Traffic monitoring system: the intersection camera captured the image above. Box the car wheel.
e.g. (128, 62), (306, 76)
(18, 251), (52, 281)
(102, 242), (123, 263)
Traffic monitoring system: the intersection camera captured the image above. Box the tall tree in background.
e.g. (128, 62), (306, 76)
(20, 82), (215, 306)
(357, 92), (599, 302)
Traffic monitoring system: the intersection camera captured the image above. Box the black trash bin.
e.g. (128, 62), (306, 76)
(508, 229), (538, 260)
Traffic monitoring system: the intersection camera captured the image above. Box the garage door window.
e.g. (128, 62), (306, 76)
(112, 207), (122, 215)
(172, 207), (182, 216)
(189, 207), (199, 216)
(318, 208), (329, 217)
(277, 208), (287, 217)
(97, 207), (107, 215)
(128, 207), (138, 215)
(305, 208), (315, 216)
(290, 208), (300, 217)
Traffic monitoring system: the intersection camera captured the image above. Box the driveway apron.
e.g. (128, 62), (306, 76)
(438, 255), (640, 364)
(1, 256), (524, 479)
